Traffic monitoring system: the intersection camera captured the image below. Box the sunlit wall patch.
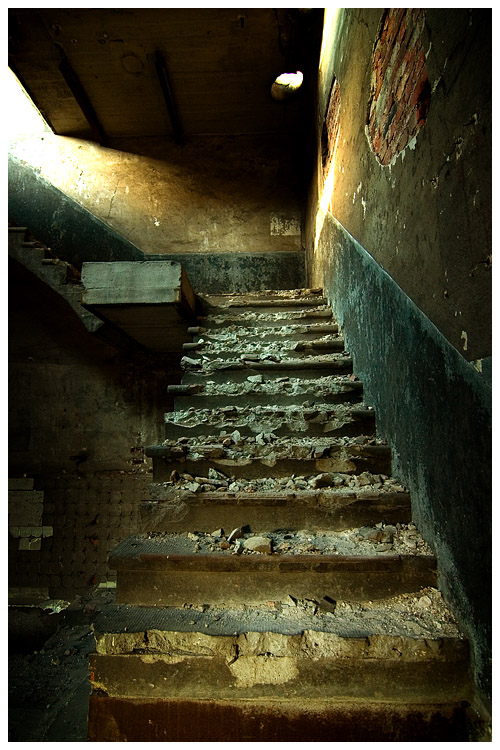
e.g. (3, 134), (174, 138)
(322, 76), (341, 180)
(367, 9), (431, 166)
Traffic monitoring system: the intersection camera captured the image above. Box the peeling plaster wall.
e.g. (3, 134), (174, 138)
(306, 8), (491, 361)
(9, 131), (303, 256)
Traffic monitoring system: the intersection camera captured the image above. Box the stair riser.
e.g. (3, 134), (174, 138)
(138, 492), (412, 532)
(151, 451), (391, 482)
(90, 649), (470, 703)
(113, 559), (437, 606)
(88, 696), (472, 742)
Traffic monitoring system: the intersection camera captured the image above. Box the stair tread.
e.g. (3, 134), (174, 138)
(200, 288), (323, 299)
(194, 323), (340, 339)
(199, 309), (335, 327)
(92, 587), (463, 641)
(148, 436), (391, 480)
(165, 403), (374, 425)
(168, 374), (362, 396)
(199, 290), (327, 309)
(181, 353), (351, 369)
(110, 528), (434, 565)
(141, 483), (412, 534)
(183, 339), (346, 359)
(147, 480), (406, 497)
(148, 435), (388, 456)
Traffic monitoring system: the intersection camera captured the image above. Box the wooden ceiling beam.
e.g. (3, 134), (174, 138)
(153, 49), (184, 145)
(57, 47), (107, 146)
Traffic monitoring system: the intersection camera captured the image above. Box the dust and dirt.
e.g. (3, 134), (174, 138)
(8, 590), (113, 742)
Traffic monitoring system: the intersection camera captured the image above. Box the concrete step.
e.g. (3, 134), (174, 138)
(9, 244), (46, 271)
(168, 375), (364, 409)
(89, 594), (470, 706)
(164, 404), (375, 439)
(199, 308), (335, 329)
(109, 530), (437, 606)
(146, 436), (391, 482)
(180, 354), (353, 384)
(182, 337), (346, 360)
(139, 484), (412, 533)
(190, 322), (340, 343)
(35, 260), (69, 284)
(198, 289), (328, 311)
(8, 226), (28, 252)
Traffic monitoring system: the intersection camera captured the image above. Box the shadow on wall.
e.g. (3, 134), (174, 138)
(8, 153), (145, 269)
(8, 155), (306, 293)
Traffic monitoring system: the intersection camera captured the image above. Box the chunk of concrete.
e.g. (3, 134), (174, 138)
(81, 261), (196, 352)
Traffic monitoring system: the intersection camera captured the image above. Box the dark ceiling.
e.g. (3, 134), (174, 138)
(8, 8), (324, 145)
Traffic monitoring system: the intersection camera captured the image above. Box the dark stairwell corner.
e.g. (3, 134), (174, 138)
(8, 7), (491, 742)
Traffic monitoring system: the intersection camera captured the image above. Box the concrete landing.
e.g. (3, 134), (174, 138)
(81, 261), (196, 352)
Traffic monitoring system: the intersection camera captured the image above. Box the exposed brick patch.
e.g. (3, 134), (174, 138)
(367, 9), (431, 166)
(322, 78), (341, 177)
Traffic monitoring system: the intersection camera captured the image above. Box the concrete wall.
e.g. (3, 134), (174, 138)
(9, 261), (177, 598)
(305, 9), (491, 708)
(9, 141), (306, 292)
(9, 128), (303, 255)
(315, 214), (491, 708)
(306, 8), (491, 362)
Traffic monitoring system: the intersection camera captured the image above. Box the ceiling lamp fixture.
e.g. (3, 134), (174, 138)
(271, 71), (303, 101)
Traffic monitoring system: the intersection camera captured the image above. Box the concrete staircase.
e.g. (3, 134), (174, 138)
(8, 226), (103, 334)
(88, 289), (474, 741)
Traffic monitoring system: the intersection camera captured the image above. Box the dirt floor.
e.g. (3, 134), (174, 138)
(8, 589), (113, 742)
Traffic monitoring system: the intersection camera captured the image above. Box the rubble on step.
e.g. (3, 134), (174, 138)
(137, 523), (433, 558)
(93, 585), (463, 641)
(155, 433), (387, 456)
(149, 470), (405, 495)
(164, 402), (375, 437)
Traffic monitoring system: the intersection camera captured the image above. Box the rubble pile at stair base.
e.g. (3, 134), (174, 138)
(88, 288), (473, 742)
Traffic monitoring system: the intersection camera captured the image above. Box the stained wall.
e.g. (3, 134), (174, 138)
(306, 8), (491, 362)
(9, 131), (303, 257)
